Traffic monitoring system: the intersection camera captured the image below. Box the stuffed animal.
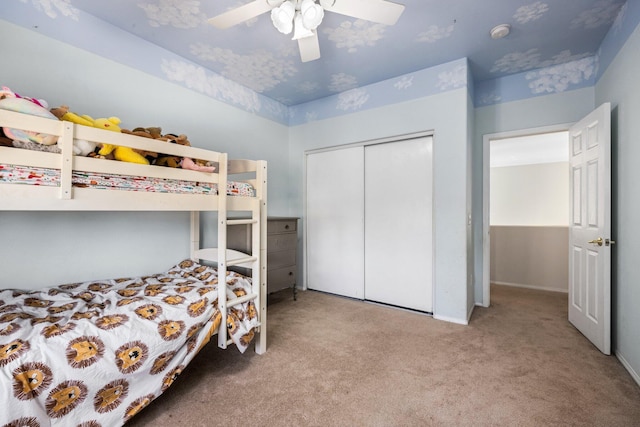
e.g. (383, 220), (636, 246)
(50, 114), (146, 163)
(182, 157), (216, 173)
(155, 133), (215, 173)
(122, 126), (162, 139)
(94, 117), (150, 165)
(121, 126), (213, 171)
(72, 139), (97, 156)
(49, 106), (99, 156)
(154, 133), (186, 169)
(0, 99), (94, 156)
(0, 97), (58, 145)
(53, 108), (144, 159)
(50, 105), (94, 127)
(0, 86), (48, 108)
(125, 129), (186, 169)
(120, 127), (159, 163)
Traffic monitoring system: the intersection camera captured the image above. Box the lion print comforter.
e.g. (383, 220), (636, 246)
(0, 259), (259, 426)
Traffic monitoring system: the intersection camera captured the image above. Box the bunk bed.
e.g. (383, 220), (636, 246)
(0, 108), (267, 426)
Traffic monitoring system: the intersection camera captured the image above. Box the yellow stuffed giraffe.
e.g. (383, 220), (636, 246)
(94, 117), (149, 165)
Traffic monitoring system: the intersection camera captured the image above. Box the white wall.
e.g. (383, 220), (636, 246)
(595, 20), (640, 385)
(290, 88), (472, 324)
(489, 161), (569, 293)
(490, 162), (569, 226)
(0, 20), (289, 288)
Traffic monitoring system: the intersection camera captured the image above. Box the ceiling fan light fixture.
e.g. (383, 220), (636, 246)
(271, 1), (296, 34)
(300, 0), (324, 30)
(292, 12), (315, 40)
(209, 0), (406, 63)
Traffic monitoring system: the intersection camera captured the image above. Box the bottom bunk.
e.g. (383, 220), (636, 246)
(0, 259), (259, 426)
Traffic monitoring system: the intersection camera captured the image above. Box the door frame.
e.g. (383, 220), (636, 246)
(481, 123), (573, 307)
(303, 130), (434, 310)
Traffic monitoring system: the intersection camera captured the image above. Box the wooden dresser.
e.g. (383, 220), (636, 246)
(227, 216), (299, 299)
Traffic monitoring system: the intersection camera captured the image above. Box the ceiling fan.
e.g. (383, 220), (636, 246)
(208, 0), (405, 62)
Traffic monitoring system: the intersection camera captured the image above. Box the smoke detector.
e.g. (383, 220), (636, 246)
(490, 24), (511, 39)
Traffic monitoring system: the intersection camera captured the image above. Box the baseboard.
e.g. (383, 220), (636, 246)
(433, 314), (469, 325)
(492, 281), (568, 294)
(616, 350), (640, 388)
(467, 304), (475, 323)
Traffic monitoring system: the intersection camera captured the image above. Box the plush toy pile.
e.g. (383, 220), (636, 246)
(0, 86), (215, 172)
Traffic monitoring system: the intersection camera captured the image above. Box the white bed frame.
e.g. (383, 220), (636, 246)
(0, 108), (267, 354)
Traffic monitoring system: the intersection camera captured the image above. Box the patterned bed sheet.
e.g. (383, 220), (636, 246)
(0, 259), (259, 426)
(0, 164), (255, 196)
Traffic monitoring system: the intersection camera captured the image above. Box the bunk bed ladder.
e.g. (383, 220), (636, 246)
(223, 217), (261, 349)
(227, 219), (258, 266)
(254, 161), (268, 355)
(190, 159), (267, 354)
(221, 160), (267, 354)
(216, 154), (230, 349)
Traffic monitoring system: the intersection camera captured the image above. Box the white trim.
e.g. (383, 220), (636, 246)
(492, 281), (568, 294)
(302, 153), (308, 292)
(467, 304), (475, 323)
(616, 351), (640, 388)
(305, 130), (435, 156)
(433, 314), (468, 325)
(482, 123), (573, 308)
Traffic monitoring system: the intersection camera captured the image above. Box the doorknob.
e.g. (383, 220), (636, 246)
(588, 237), (604, 246)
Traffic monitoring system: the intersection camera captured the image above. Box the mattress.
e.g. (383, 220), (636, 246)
(0, 259), (259, 426)
(0, 163), (255, 196)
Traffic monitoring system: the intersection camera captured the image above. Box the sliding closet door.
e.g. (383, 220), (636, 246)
(306, 147), (365, 298)
(364, 137), (433, 312)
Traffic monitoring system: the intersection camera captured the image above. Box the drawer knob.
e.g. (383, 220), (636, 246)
(288, 271), (293, 276)
(284, 224), (290, 229)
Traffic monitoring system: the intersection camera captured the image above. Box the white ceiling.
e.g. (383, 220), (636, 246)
(490, 131), (569, 167)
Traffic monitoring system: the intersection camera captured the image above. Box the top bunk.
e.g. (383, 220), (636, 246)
(0, 107), (266, 212)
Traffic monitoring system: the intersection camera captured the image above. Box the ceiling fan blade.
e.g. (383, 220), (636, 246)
(208, 0), (280, 29)
(298, 31), (321, 62)
(322, 0), (405, 26)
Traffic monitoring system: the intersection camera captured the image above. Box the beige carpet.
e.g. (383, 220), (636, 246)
(128, 285), (640, 426)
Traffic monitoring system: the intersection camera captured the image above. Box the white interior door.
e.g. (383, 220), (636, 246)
(364, 137), (433, 312)
(568, 102), (612, 355)
(306, 147), (365, 298)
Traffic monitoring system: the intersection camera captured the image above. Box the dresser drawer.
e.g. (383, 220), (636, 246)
(268, 219), (297, 234)
(268, 266), (296, 290)
(267, 233), (297, 251)
(268, 249), (296, 270)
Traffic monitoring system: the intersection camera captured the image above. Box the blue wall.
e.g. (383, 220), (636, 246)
(289, 82), (471, 324)
(0, 20), (290, 287)
(595, 14), (640, 385)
